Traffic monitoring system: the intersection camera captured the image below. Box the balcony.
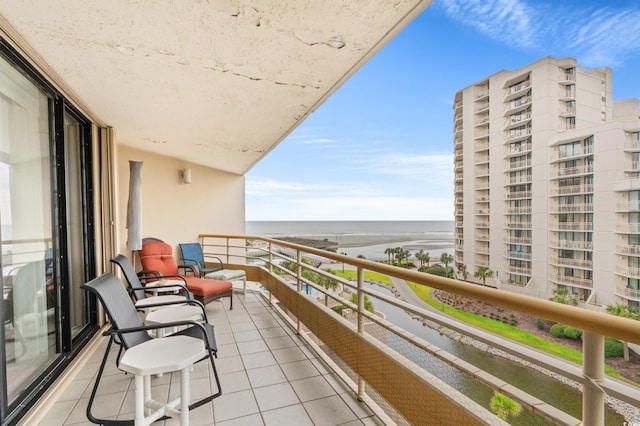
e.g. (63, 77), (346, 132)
(616, 200), (640, 212)
(503, 143), (532, 157)
(554, 163), (594, 178)
(506, 190), (531, 199)
(552, 221), (593, 231)
(616, 244), (640, 256)
(506, 158), (531, 170)
(549, 202), (593, 214)
(549, 272), (593, 288)
(616, 285), (640, 301)
(503, 235), (532, 245)
(549, 184), (593, 196)
(22, 235), (640, 426)
(550, 239), (593, 250)
(505, 206), (532, 214)
(550, 256), (593, 269)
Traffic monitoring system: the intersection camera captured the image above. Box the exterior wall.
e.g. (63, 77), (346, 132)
(116, 145), (246, 259)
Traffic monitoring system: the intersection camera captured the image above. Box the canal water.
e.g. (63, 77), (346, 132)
(363, 282), (625, 425)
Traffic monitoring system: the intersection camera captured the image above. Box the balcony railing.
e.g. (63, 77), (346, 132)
(616, 285), (640, 301)
(200, 234), (640, 426)
(550, 239), (593, 250)
(549, 184), (593, 196)
(549, 203), (593, 213)
(549, 272), (593, 288)
(550, 256), (593, 269)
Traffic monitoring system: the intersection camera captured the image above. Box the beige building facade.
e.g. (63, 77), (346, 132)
(453, 56), (640, 309)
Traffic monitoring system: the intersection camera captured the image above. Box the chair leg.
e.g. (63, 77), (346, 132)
(86, 336), (133, 425)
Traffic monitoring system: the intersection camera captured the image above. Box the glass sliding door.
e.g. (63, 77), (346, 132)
(0, 41), (96, 424)
(63, 112), (90, 338)
(0, 54), (57, 406)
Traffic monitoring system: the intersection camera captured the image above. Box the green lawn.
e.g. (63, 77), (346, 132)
(409, 283), (628, 381)
(330, 270), (394, 286)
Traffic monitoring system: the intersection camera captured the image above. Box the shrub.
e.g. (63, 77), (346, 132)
(550, 323), (566, 338)
(563, 326), (582, 340)
(604, 337), (624, 358)
(331, 305), (346, 315)
(510, 319), (517, 326)
(534, 318), (546, 330)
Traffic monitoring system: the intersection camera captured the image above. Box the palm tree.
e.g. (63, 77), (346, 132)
(458, 264), (468, 281)
(415, 249), (425, 267)
(550, 287), (577, 306)
(474, 266), (493, 286)
(606, 303), (639, 361)
(440, 253), (453, 277)
(490, 391), (522, 421)
(384, 247), (395, 263)
(351, 293), (374, 312)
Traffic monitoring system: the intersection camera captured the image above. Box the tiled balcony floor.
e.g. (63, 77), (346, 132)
(36, 286), (384, 426)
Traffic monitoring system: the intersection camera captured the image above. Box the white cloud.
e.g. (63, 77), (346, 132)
(438, 0), (539, 49)
(438, 0), (640, 66)
(246, 195), (453, 221)
(301, 138), (336, 144)
(563, 7), (640, 66)
(245, 177), (339, 195)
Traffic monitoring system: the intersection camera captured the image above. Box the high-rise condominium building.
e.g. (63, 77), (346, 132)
(453, 56), (640, 309)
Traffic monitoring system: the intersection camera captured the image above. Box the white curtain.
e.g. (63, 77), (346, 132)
(126, 160), (143, 250)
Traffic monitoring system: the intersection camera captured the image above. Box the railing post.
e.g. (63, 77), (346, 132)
(582, 331), (604, 426)
(296, 249), (302, 334)
(268, 241), (273, 304)
(356, 266), (365, 401)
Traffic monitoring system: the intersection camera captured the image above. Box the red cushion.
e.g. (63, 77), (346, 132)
(184, 276), (232, 297)
(139, 241), (179, 276)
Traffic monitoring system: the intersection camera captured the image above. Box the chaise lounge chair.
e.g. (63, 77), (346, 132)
(139, 238), (234, 309)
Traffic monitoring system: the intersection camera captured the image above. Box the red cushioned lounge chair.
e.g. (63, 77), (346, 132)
(138, 237), (233, 309)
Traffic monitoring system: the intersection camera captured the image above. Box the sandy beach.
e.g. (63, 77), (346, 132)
(276, 232), (455, 261)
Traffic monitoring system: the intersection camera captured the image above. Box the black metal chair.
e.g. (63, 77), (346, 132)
(82, 273), (222, 425)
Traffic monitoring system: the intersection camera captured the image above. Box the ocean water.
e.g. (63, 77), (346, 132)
(246, 220), (455, 261)
(246, 220), (453, 237)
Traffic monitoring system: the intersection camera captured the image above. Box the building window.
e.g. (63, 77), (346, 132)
(566, 116), (576, 130)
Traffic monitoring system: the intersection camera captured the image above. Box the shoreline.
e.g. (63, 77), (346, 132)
(274, 233), (453, 248)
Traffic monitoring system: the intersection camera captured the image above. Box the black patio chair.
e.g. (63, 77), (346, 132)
(81, 273), (221, 425)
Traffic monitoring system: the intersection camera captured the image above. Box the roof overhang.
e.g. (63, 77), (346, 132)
(0, 1), (433, 175)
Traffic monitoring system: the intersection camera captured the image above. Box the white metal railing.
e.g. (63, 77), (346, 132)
(549, 272), (593, 288)
(200, 234), (640, 426)
(555, 164), (594, 177)
(553, 221), (594, 231)
(551, 239), (593, 250)
(616, 244), (640, 256)
(550, 184), (593, 196)
(550, 256), (592, 269)
(549, 203), (594, 213)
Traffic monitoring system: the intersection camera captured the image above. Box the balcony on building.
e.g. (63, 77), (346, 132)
(552, 220), (594, 231)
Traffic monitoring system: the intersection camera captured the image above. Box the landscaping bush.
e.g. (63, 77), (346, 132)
(549, 323), (566, 338)
(563, 326), (582, 340)
(331, 305), (346, 315)
(534, 318), (546, 330)
(604, 337), (624, 358)
(419, 265), (447, 277)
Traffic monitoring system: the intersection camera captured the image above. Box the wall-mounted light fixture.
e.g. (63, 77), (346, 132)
(180, 168), (192, 184)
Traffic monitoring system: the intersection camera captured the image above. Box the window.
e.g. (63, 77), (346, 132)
(565, 116), (575, 130)
(566, 84), (575, 98)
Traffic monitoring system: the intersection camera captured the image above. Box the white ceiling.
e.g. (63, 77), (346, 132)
(0, 1), (432, 175)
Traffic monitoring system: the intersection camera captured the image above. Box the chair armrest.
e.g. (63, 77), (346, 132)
(134, 298), (208, 322)
(115, 320), (216, 353)
(203, 255), (224, 270)
(137, 273), (193, 300)
(178, 264), (200, 276)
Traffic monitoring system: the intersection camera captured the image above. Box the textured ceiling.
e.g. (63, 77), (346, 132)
(0, 1), (432, 174)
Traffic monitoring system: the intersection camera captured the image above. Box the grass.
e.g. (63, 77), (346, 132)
(409, 282), (627, 381)
(330, 270), (394, 286)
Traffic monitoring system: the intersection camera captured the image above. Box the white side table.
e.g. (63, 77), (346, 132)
(119, 335), (205, 426)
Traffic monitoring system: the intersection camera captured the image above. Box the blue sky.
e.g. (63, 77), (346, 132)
(245, 0), (640, 221)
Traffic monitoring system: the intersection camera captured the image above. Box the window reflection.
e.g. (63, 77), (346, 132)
(1, 54), (57, 404)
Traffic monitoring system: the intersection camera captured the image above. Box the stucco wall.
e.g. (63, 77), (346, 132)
(115, 145), (246, 259)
